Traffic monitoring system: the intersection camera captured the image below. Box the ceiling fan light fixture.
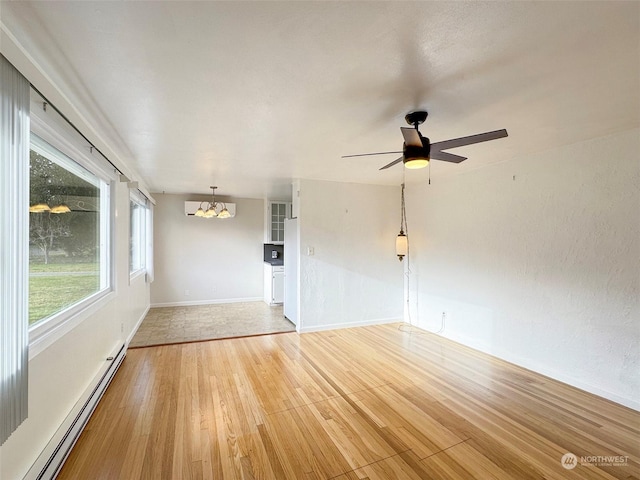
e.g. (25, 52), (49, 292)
(404, 157), (429, 169)
(403, 142), (430, 169)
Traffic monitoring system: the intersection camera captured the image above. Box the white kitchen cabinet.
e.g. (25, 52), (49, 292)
(268, 201), (290, 244)
(272, 267), (284, 304)
(264, 264), (284, 305)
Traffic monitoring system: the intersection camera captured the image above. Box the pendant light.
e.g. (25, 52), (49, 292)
(396, 232), (408, 260)
(396, 183), (408, 261)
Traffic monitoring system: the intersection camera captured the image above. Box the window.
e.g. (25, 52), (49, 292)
(28, 135), (111, 328)
(130, 192), (147, 275)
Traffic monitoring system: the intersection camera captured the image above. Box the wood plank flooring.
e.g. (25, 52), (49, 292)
(57, 323), (639, 479)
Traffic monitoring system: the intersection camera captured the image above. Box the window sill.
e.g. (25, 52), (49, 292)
(29, 289), (115, 360)
(129, 269), (146, 283)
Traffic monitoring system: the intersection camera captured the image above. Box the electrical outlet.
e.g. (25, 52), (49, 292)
(185, 289), (190, 296)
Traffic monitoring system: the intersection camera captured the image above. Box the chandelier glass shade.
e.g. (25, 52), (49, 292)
(50, 204), (71, 214)
(29, 203), (51, 213)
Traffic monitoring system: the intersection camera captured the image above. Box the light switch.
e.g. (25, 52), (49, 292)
(306, 246), (314, 256)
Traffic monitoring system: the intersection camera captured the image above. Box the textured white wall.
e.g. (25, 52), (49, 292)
(0, 181), (150, 480)
(150, 193), (264, 306)
(298, 179), (404, 331)
(405, 128), (640, 409)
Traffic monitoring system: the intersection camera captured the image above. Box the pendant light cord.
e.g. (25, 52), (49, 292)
(399, 172), (416, 332)
(398, 175), (444, 335)
(400, 182), (407, 234)
(402, 181), (413, 327)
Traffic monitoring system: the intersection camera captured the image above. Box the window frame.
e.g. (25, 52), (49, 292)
(28, 112), (116, 355)
(129, 189), (147, 279)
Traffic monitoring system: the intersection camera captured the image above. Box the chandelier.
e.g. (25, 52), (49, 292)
(194, 186), (231, 219)
(29, 200), (71, 214)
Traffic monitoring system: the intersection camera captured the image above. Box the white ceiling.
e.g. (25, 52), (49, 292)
(2, 1), (639, 199)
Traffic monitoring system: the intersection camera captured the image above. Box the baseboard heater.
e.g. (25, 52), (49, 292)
(33, 343), (126, 480)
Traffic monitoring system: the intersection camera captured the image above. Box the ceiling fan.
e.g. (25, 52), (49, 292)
(342, 110), (508, 170)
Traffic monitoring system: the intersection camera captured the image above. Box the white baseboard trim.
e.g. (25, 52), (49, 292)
(496, 350), (640, 412)
(298, 317), (400, 334)
(422, 328), (640, 412)
(529, 364), (640, 412)
(126, 304), (150, 346)
(150, 297), (263, 308)
(24, 342), (127, 480)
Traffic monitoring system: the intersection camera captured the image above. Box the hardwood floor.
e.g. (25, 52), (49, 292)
(57, 323), (639, 479)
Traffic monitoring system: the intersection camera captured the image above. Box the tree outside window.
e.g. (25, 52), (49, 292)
(29, 147), (103, 325)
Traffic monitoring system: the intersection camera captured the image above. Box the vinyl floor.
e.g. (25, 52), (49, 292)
(129, 301), (295, 348)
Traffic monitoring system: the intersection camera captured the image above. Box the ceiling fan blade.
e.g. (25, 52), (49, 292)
(431, 129), (508, 152)
(401, 127), (422, 147)
(430, 151), (467, 163)
(379, 156), (404, 170)
(341, 150), (402, 158)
